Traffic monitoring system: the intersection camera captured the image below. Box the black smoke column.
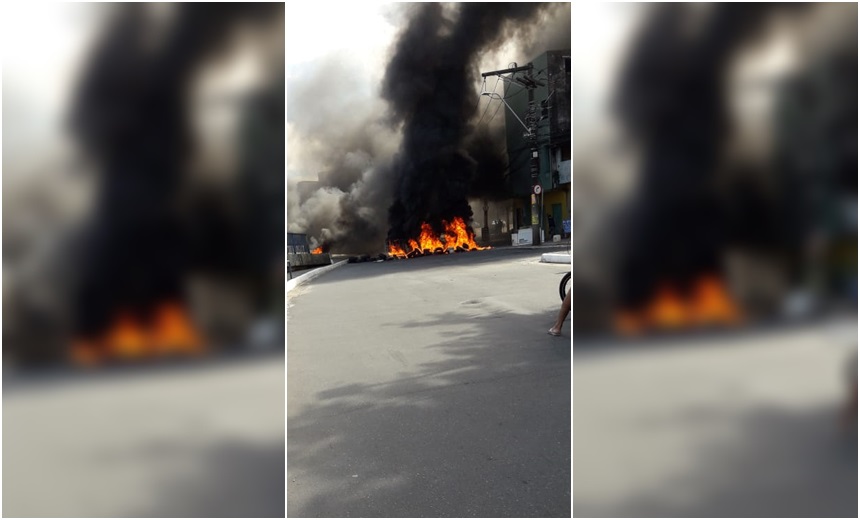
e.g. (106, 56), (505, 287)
(383, 3), (547, 242)
(69, 3), (277, 340)
(614, 4), (781, 308)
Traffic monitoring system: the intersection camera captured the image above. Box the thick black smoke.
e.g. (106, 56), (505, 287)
(69, 3), (281, 339)
(287, 3), (569, 253)
(613, 3), (800, 308)
(383, 2), (550, 241)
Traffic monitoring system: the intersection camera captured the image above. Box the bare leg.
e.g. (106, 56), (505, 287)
(549, 290), (571, 335)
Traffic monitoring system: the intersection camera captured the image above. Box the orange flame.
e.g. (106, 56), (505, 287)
(311, 246), (323, 254)
(388, 242), (409, 258)
(386, 216), (491, 258)
(418, 222), (446, 252)
(614, 275), (743, 335)
(443, 216), (490, 251)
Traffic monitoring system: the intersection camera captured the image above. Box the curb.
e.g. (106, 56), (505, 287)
(287, 260), (348, 294)
(508, 245), (571, 252)
(541, 252), (571, 264)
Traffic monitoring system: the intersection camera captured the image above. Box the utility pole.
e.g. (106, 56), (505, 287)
(481, 63), (545, 245)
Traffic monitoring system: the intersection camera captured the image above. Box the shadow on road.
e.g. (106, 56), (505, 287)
(571, 314), (856, 359)
(288, 305), (571, 517)
(573, 403), (857, 517)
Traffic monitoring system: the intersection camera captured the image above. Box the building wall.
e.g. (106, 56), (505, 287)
(503, 49), (571, 234)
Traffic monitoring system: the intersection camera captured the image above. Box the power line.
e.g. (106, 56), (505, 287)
(473, 78), (486, 113)
(503, 83), (527, 99)
(476, 75), (501, 127)
(485, 96), (505, 127)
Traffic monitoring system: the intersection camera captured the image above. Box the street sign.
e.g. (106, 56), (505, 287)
(533, 184), (542, 195)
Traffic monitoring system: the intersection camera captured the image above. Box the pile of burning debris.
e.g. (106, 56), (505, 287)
(341, 216), (491, 263)
(387, 216), (490, 259)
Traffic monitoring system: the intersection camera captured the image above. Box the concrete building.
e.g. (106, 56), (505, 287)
(503, 49), (571, 241)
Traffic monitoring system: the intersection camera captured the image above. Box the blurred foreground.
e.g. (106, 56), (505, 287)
(2, 3), (285, 517)
(3, 353), (285, 517)
(570, 3), (857, 516)
(573, 317), (857, 517)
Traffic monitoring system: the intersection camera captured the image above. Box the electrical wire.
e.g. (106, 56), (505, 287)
(475, 75), (501, 127)
(485, 95), (505, 127)
(503, 83), (528, 99)
(474, 78), (486, 113)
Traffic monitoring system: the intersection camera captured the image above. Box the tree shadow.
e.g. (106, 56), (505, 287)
(288, 306), (571, 517)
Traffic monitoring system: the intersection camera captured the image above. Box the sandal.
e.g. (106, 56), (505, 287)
(547, 329), (561, 337)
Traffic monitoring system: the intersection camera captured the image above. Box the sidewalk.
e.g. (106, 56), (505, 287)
(487, 238), (571, 251)
(287, 260), (347, 294)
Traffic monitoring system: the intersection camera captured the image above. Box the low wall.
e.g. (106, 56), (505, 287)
(287, 252), (331, 269)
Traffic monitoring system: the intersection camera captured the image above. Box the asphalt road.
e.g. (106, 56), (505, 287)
(3, 353), (285, 517)
(572, 317), (858, 517)
(287, 247), (572, 517)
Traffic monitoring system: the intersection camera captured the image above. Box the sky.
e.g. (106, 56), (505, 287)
(285, 2), (401, 182)
(2, 3), (104, 178)
(2, 3), (272, 184)
(4, 2), (639, 183)
(286, 1), (399, 72)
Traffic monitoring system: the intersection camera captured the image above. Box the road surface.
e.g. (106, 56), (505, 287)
(287, 247), (572, 517)
(572, 318), (858, 517)
(3, 353), (285, 517)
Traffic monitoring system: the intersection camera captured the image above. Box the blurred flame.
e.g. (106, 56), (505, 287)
(690, 275), (743, 325)
(70, 302), (205, 366)
(615, 275), (743, 335)
(646, 284), (689, 330)
(151, 302), (204, 355)
(69, 339), (102, 367)
(614, 310), (644, 337)
(105, 312), (148, 359)
(311, 246), (323, 254)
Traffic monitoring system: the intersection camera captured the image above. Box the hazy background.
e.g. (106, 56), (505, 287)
(570, 3), (857, 517)
(3, 3), (285, 516)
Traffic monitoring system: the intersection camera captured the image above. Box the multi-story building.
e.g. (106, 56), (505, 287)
(503, 49), (571, 240)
